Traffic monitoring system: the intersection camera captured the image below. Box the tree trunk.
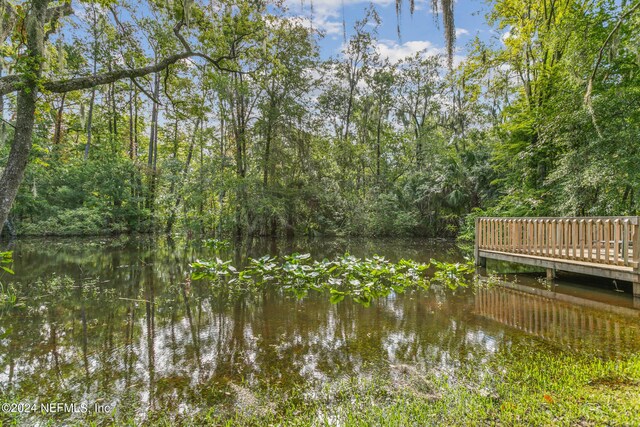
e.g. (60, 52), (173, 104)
(376, 108), (382, 178)
(0, 3), (217, 236)
(231, 71), (248, 239)
(147, 73), (160, 211)
(0, 62), (5, 145)
(53, 93), (66, 146)
(128, 87), (135, 159)
(85, 6), (98, 161)
(111, 82), (117, 150)
(134, 87), (139, 158)
(148, 73), (159, 169)
(84, 89), (95, 160)
(0, 0), (48, 235)
(166, 118), (200, 234)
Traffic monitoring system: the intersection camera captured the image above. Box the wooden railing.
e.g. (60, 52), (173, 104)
(475, 217), (640, 268)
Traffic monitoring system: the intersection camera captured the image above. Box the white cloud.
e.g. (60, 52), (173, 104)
(455, 27), (469, 37)
(500, 26), (512, 44)
(376, 39), (438, 63)
(410, 0), (435, 13)
(284, 0), (393, 36)
(374, 39), (464, 66)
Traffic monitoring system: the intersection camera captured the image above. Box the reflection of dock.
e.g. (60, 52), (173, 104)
(474, 282), (640, 357)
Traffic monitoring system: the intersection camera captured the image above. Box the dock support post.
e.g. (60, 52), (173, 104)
(632, 218), (640, 298)
(546, 268), (555, 281)
(634, 217), (640, 298)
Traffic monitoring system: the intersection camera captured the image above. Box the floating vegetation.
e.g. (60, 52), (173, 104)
(203, 238), (231, 251)
(191, 253), (475, 306)
(0, 283), (17, 308)
(1, 275), (116, 314)
(0, 251), (16, 308)
(22, 275), (117, 301)
(0, 251), (14, 275)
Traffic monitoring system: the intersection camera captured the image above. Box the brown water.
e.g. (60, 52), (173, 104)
(0, 236), (638, 424)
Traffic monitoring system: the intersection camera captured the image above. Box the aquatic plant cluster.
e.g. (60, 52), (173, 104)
(0, 251), (16, 307)
(203, 238), (231, 251)
(0, 251), (14, 275)
(191, 253), (475, 306)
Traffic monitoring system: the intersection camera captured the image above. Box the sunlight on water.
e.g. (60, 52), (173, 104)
(0, 236), (638, 424)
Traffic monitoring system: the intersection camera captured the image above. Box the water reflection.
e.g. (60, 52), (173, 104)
(0, 236), (638, 424)
(474, 283), (640, 358)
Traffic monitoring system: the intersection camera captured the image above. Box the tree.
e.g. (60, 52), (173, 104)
(0, 0), (238, 236)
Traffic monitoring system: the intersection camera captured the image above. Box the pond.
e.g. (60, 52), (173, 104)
(0, 236), (639, 425)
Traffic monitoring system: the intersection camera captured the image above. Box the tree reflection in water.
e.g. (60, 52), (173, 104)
(0, 236), (638, 423)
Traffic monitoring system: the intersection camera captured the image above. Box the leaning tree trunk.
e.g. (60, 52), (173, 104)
(0, 0), (48, 236)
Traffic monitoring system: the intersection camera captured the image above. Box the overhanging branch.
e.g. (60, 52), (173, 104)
(44, 51), (194, 93)
(1, 16), (240, 96)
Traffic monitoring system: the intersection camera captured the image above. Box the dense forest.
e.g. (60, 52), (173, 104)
(1, 0), (639, 239)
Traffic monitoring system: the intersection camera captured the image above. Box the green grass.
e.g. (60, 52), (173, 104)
(4, 341), (635, 427)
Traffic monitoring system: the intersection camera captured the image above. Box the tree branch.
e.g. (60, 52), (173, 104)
(0, 16), (239, 96)
(0, 75), (21, 95)
(45, 2), (74, 38)
(0, 0), (17, 41)
(130, 77), (163, 105)
(44, 51), (194, 93)
(46, 2), (73, 22)
(584, 0), (640, 138)
(584, 0), (640, 104)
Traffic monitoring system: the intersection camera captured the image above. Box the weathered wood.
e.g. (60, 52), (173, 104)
(575, 220), (580, 260)
(579, 219), (585, 261)
(587, 219), (593, 262)
(546, 267), (555, 280)
(474, 217), (480, 266)
(475, 216), (640, 291)
(623, 219), (629, 266)
(604, 219), (610, 264)
(614, 219), (620, 265)
(596, 219), (603, 263)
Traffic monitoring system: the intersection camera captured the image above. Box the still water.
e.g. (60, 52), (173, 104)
(0, 236), (638, 424)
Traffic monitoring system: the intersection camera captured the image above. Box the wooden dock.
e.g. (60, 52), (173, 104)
(474, 217), (640, 298)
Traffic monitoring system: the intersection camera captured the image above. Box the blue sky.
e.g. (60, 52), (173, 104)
(285, 0), (497, 62)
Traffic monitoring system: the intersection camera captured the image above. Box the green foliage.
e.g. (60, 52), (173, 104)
(203, 238), (231, 251)
(467, 0), (640, 218)
(430, 258), (475, 289)
(13, 158), (149, 236)
(0, 251), (13, 275)
(0, 251), (16, 308)
(3, 0), (639, 239)
(191, 253), (474, 306)
(2, 275), (116, 308)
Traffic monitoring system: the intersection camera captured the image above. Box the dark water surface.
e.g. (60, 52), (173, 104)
(0, 236), (639, 424)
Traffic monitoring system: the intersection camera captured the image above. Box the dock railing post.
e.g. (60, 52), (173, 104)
(475, 217), (480, 266)
(634, 217), (640, 298)
(475, 217), (486, 268)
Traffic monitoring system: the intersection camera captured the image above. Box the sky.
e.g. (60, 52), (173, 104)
(283, 0), (498, 62)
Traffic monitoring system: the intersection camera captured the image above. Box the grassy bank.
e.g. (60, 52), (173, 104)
(3, 340), (637, 426)
(156, 348), (640, 426)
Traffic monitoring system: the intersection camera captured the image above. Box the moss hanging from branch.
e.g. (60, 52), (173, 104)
(394, 0), (456, 68)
